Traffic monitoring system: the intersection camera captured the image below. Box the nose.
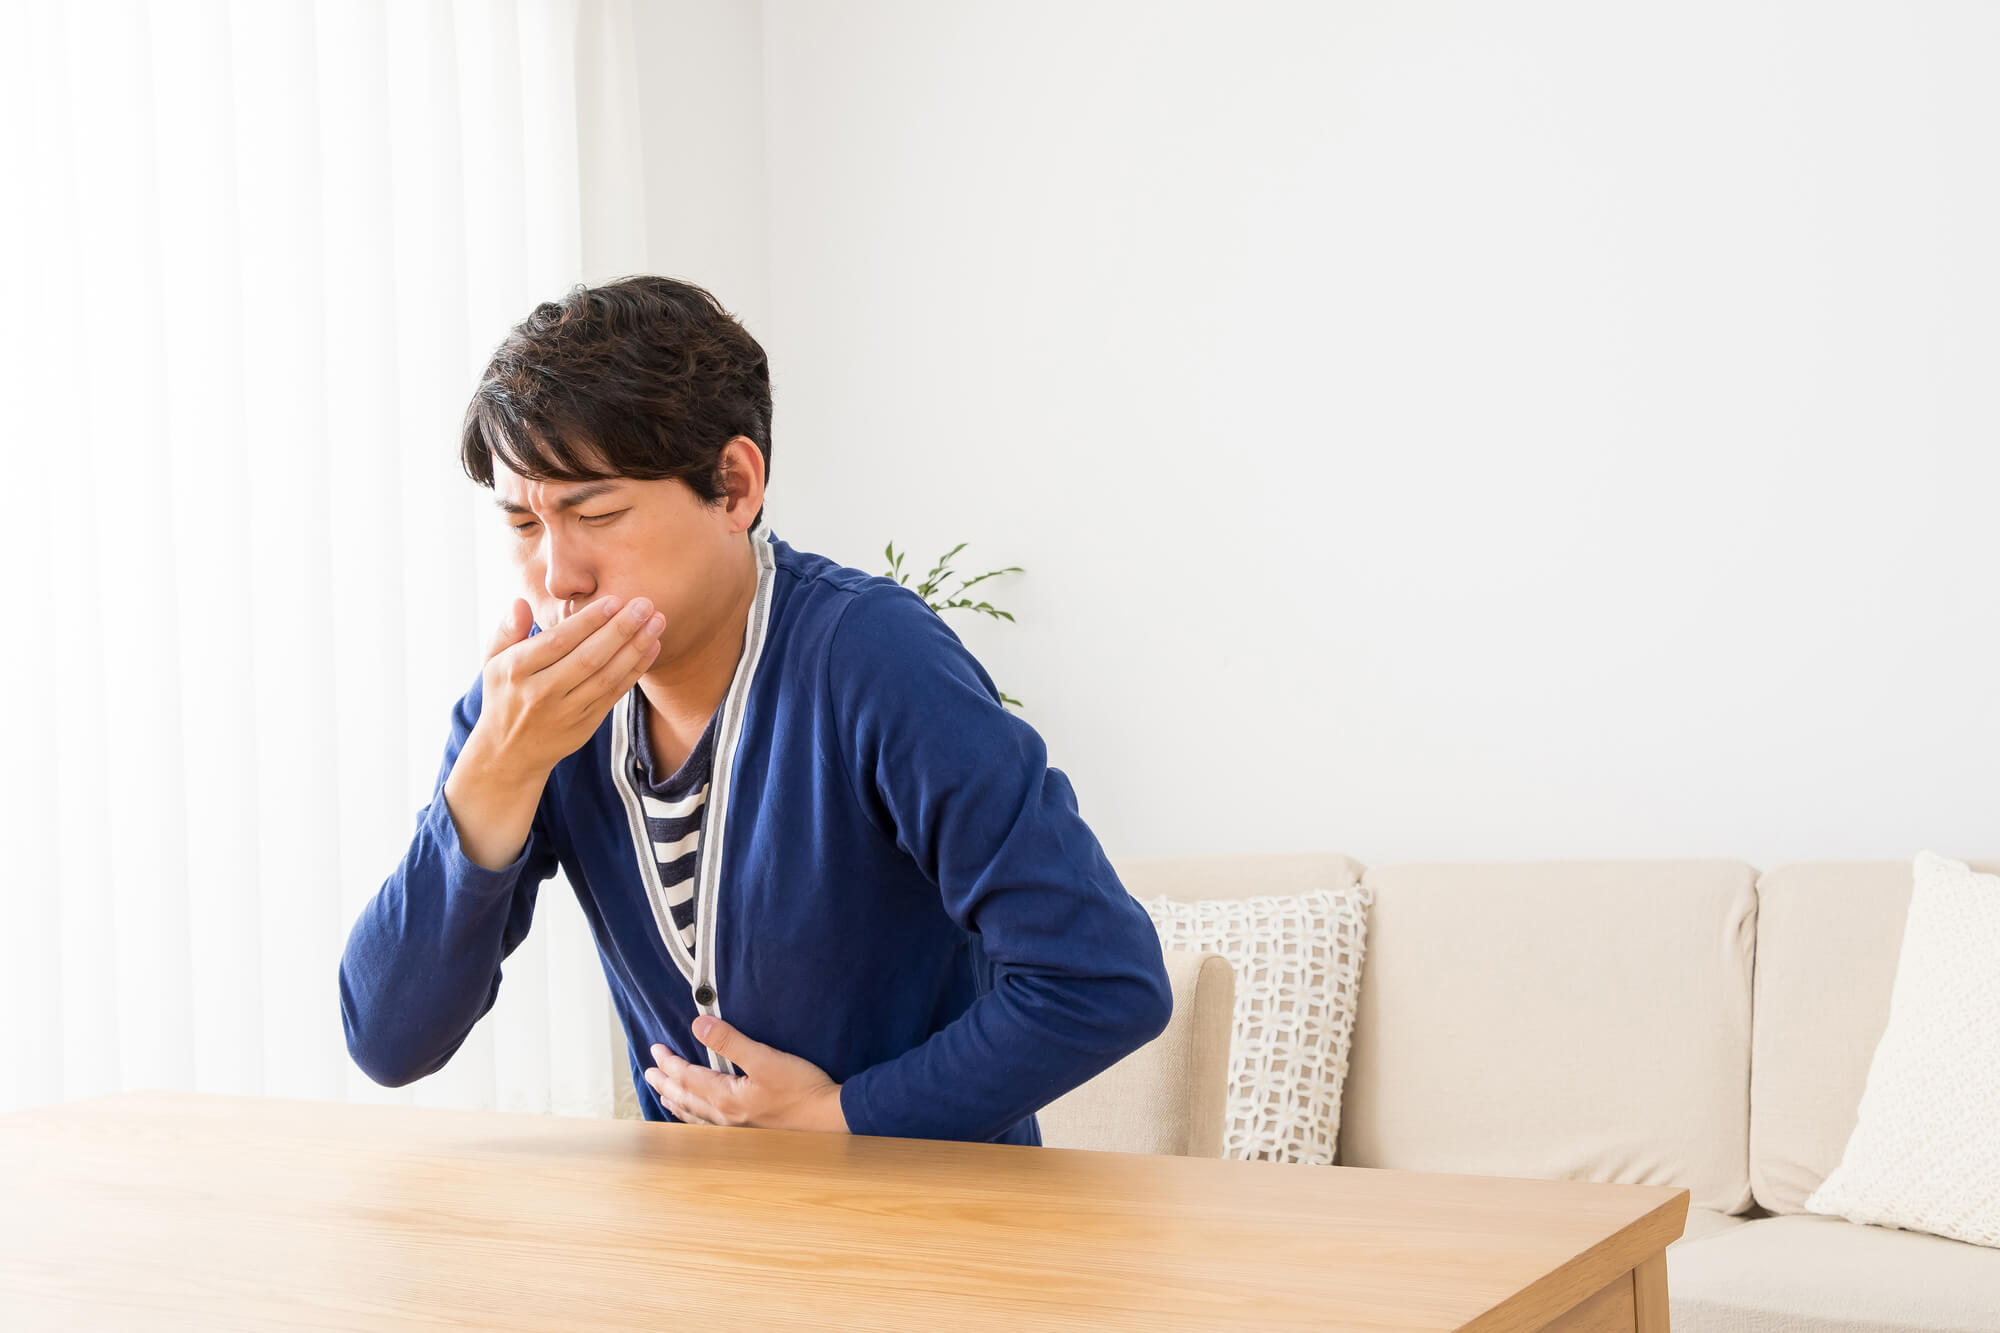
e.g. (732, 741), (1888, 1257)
(540, 527), (596, 615)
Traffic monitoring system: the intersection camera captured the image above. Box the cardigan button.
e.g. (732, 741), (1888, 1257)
(694, 984), (716, 1007)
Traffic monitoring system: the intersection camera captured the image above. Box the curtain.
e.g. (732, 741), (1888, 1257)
(0, 0), (648, 1118)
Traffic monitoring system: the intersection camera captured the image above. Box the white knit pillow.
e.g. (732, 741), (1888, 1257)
(1142, 886), (1373, 1165)
(1804, 851), (2000, 1248)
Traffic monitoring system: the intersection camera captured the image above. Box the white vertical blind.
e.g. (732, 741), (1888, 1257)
(0, 0), (648, 1118)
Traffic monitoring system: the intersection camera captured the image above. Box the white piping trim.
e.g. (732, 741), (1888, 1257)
(604, 521), (778, 1076)
(610, 692), (700, 985)
(693, 518), (777, 1074)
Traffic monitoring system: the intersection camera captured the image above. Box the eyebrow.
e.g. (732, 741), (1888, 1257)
(493, 479), (623, 517)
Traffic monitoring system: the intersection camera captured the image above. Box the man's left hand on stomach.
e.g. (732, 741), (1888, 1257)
(645, 1016), (849, 1133)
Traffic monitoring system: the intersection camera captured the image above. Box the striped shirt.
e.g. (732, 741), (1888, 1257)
(628, 688), (722, 957)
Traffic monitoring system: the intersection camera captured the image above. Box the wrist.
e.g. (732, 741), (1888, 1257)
(458, 726), (547, 793)
(442, 730), (550, 872)
(813, 1083), (850, 1134)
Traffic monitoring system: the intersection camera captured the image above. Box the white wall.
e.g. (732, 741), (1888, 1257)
(632, 0), (769, 334)
(647, 0), (1999, 865)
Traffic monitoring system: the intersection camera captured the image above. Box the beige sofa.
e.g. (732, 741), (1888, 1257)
(607, 850), (2000, 1328)
(1103, 852), (2000, 1333)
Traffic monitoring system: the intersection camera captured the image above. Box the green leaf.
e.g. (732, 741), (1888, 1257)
(880, 538), (1024, 636)
(922, 543), (967, 587)
(955, 567), (1021, 593)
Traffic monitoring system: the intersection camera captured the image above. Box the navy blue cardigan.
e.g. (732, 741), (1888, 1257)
(339, 521), (1172, 1144)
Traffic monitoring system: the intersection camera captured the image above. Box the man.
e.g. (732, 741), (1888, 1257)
(339, 275), (1171, 1143)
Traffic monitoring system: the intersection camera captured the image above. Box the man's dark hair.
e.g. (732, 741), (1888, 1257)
(461, 275), (772, 529)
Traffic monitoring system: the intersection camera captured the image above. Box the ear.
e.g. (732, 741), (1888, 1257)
(719, 435), (767, 532)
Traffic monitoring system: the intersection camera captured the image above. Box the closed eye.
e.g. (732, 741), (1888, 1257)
(510, 510), (625, 534)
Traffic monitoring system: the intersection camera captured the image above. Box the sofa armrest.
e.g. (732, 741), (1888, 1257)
(1037, 949), (1236, 1157)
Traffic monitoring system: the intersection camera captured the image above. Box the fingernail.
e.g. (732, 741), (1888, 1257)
(599, 596), (622, 616)
(693, 1017), (714, 1041)
(627, 597), (653, 622)
(651, 1043), (667, 1060)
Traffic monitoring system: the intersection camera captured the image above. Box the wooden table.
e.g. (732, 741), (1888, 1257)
(2, 1091), (1687, 1331)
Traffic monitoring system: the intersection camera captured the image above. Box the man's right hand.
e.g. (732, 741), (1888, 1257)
(440, 595), (664, 871)
(470, 594), (667, 783)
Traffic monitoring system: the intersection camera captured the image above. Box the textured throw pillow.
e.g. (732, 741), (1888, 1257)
(1804, 851), (2000, 1249)
(1142, 886), (1373, 1165)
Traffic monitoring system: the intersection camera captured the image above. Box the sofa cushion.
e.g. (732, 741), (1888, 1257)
(1339, 860), (1757, 1215)
(1749, 857), (2000, 1216)
(1801, 853), (2000, 1248)
(1139, 886), (1372, 1164)
(1112, 854), (1367, 1165)
(1675, 1206), (1754, 1250)
(1666, 1214), (2000, 1333)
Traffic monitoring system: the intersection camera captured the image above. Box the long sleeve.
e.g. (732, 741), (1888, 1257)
(827, 585), (1172, 1141)
(338, 670), (562, 1088)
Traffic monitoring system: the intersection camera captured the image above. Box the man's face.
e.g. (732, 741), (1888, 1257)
(491, 455), (746, 660)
